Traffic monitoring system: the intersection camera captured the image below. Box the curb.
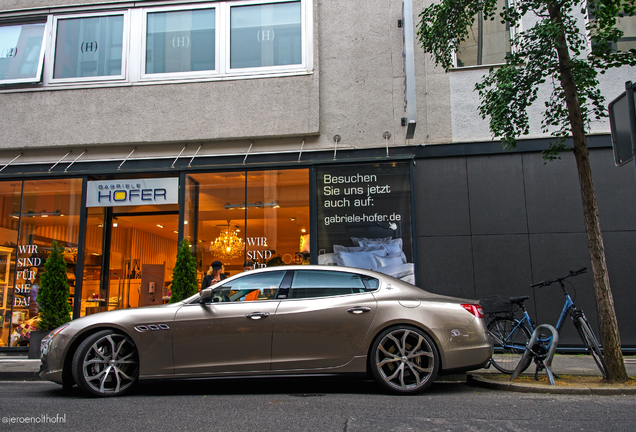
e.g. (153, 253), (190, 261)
(0, 358), (42, 382)
(467, 373), (636, 395)
(0, 372), (42, 382)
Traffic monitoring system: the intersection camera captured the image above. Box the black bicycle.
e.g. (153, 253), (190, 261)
(482, 268), (608, 378)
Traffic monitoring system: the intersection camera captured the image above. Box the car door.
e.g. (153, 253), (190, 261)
(270, 269), (378, 371)
(172, 270), (286, 375)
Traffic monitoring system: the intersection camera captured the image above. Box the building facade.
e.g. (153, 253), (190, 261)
(0, 0), (635, 350)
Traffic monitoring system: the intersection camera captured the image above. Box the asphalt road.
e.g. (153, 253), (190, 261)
(1, 377), (635, 431)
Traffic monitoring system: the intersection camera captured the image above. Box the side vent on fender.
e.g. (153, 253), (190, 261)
(134, 324), (170, 332)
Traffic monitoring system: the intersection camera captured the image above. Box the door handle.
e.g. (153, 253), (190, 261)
(246, 312), (270, 320)
(347, 307), (371, 314)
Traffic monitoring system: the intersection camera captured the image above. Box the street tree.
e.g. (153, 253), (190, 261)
(170, 239), (199, 303)
(37, 242), (72, 332)
(417, 0), (635, 382)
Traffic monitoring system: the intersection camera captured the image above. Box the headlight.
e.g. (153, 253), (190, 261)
(40, 323), (71, 358)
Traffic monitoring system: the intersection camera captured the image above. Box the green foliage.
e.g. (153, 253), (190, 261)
(417, 0), (636, 160)
(418, 0), (633, 383)
(169, 239), (199, 303)
(36, 242), (71, 332)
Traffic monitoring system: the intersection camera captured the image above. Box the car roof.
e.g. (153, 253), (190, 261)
(184, 265), (414, 303)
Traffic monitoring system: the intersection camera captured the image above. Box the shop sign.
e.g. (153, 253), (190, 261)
(86, 178), (179, 207)
(246, 237), (272, 268)
(316, 162), (415, 284)
(14, 244), (39, 308)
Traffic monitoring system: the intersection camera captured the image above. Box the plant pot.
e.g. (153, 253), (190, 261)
(28, 330), (51, 359)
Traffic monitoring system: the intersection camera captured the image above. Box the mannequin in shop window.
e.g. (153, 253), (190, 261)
(201, 261), (226, 290)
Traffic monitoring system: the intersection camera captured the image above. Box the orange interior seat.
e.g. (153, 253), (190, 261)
(244, 290), (259, 301)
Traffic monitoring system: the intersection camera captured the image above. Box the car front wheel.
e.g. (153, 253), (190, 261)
(71, 330), (139, 397)
(370, 326), (439, 394)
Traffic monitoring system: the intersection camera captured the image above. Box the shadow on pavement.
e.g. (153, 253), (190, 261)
(38, 375), (470, 398)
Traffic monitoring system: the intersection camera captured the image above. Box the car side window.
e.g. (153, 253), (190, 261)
(289, 270), (370, 299)
(213, 271), (286, 302)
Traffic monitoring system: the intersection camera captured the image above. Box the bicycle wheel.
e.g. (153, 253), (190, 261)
(574, 316), (608, 379)
(487, 317), (532, 374)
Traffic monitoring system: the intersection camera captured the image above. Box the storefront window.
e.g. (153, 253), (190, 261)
(183, 175), (199, 250)
(190, 172), (245, 281)
(81, 175), (180, 315)
(80, 207), (104, 317)
(189, 169), (309, 283)
(10, 179), (82, 347)
(108, 209), (179, 310)
(0, 181), (22, 348)
(316, 162), (415, 284)
(246, 170), (309, 268)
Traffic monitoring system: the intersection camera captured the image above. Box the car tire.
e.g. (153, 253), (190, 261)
(71, 330), (139, 397)
(370, 325), (439, 395)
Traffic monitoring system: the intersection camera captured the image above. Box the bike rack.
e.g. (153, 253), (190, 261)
(510, 324), (559, 385)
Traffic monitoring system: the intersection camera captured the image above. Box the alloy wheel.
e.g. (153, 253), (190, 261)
(372, 327), (438, 394)
(76, 332), (139, 396)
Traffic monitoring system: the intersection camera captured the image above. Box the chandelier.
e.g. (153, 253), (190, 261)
(210, 221), (244, 259)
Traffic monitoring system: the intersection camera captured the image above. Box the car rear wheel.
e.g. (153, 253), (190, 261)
(71, 330), (139, 397)
(370, 326), (439, 394)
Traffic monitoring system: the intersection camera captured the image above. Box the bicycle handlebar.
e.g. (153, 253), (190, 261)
(530, 267), (587, 287)
(569, 267), (587, 276)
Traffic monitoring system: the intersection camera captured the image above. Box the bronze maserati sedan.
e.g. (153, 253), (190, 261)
(39, 265), (492, 397)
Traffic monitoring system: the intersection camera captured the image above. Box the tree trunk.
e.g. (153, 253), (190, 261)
(547, 1), (628, 383)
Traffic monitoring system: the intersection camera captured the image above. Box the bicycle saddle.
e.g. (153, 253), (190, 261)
(508, 295), (529, 305)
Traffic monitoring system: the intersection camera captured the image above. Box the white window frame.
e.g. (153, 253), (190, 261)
(224, 0), (308, 76)
(138, 3), (220, 82)
(0, 19), (49, 85)
(3, 0), (312, 90)
(45, 10), (130, 85)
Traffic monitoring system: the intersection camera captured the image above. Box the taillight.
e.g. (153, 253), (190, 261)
(461, 303), (484, 318)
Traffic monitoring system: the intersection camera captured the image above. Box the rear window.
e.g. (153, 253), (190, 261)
(289, 270), (378, 299)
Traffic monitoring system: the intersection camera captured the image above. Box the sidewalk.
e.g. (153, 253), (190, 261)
(0, 355), (40, 382)
(467, 354), (636, 395)
(1, 353), (635, 394)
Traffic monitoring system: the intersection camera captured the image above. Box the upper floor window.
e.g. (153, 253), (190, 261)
(52, 12), (127, 82)
(0, 0), (310, 89)
(143, 5), (217, 77)
(614, 14), (636, 51)
(589, 5), (636, 53)
(455, 0), (510, 68)
(0, 22), (46, 85)
(229, 1), (302, 70)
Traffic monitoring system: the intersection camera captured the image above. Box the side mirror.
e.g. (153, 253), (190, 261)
(199, 287), (213, 304)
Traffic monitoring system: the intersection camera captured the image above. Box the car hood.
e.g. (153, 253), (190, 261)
(64, 302), (183, 334)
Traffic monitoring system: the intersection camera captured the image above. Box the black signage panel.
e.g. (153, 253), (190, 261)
(608, 90), (635, 166)
(316, 162), (415, 284)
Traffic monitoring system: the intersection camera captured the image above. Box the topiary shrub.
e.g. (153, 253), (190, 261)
(169, 239), (199, 303)
(37, 241), (72, 332)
